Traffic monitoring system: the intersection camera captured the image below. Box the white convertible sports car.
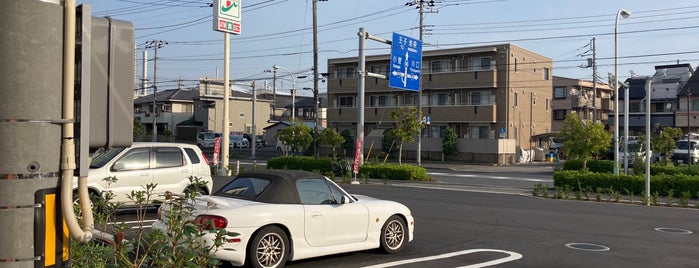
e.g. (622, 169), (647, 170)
(153, 169), (414, 268)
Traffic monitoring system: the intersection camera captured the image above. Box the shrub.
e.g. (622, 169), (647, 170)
(553, 170), (699, 200)
(267, 156), (335, 173)
(562, 159), (615, 173)
(358, 163), (428, 181)
(70, 176), (225, 267)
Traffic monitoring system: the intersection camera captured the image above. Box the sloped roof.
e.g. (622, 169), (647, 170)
(681, 66), (699, 95)
(262, 120), (324, 131)
(134, 88), (199, 104)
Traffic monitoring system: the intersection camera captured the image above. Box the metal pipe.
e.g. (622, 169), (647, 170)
(61, 0), (93, 243)
(357, 28), (366, 166)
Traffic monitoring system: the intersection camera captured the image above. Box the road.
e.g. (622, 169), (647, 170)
(114, 164), (699, 267)
(285, 183), (699, 268)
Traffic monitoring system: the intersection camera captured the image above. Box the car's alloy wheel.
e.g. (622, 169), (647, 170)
(380, 215), (406, 253)
(249, 226), (288, 268)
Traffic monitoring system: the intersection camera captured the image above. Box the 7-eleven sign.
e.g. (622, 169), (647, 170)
(213, 0), (242, 34)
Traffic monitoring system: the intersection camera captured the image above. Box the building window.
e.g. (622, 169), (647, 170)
(692, 99), (699, 111)
(545, 98), (550, 111)
(470, 57), (492, 71)
(514, 92), (518, 107)
(338, 96), (354, 107)
(553, 109), (566, 120)
(431, 60), (451, 73)
(514, 58), (518, 72)
(432, 93), (449, 106)
(553, 87), (567, 99)
(370, 65), (388, 76)
(470, 91), (491, 105)
(339, 67), (356, 79)
(161, 103), (172, 113)
(469, 126), (489, 139)
(183, 103), (193, 113)
(543, 68), (550, 80)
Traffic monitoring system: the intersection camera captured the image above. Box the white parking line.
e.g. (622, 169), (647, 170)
(361, 249), (523, 268)
(428, 172), (552, 183)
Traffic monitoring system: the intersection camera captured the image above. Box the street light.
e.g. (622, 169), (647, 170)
(614, 9), (630, 175)
(273, 65), (296, 120)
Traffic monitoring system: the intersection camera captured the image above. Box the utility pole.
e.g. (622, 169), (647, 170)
(312, 0), (325, 158)
(592, 37), (597, 122)
(145, 39), (166, 142)
(251, 81), (256, 159)
(406, 0), (437, 166)
(141, 50), (148, 96)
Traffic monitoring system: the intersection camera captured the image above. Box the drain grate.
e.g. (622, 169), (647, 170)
(565, 243), (610, 252)
(654, 227), (693, 235)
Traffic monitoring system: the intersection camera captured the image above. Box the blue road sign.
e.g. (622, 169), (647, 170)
(389, 33), (422, 91)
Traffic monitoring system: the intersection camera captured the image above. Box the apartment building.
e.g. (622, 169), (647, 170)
(326, 43), (552, 164)
(551, 76), (614, 133)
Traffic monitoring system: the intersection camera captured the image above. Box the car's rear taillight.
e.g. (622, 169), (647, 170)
(201, 152), (210, 165)
(194, 215), (227, 230)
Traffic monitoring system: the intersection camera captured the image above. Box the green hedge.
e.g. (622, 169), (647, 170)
(359, 163), (428, 181)
(267, 156), (334, 173)
(553, 170), (699, 198)
(562, 159), (615, 173)
(267, 156), (429, 181)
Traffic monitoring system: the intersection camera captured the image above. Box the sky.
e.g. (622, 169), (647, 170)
(80, 0), (699, 97)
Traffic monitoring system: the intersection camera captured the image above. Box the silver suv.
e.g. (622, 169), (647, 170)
(197, 131), (221, 149)
(77, 142), (213, 205)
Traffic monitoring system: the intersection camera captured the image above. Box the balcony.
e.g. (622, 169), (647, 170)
(327, 68), (498, 92)
(327, 105), (496, 124)
(423, 69), (497, 89)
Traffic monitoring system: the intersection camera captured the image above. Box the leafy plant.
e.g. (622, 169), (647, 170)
(651, 191), (660, 206)
(70, 176), (227, 267)
(666, 189), (675, 207)
(557, 114), (611, 170)
(679, 191), (691, 207)
(442, 127), (458, 157)
(390, 106), (425, 165)
(317, 128), (345, 158)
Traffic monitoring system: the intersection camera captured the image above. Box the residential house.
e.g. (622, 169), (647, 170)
(326, 43), (553, 164)
(675, 65), (698, 134)
(194, 78), (274, 137)
(551, 76), (614, 134)
(617, 64), (693, 136)
(134, 88), (199, 141)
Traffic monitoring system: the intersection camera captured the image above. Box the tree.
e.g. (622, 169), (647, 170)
(558, 113), (611, 169)
(275, 121), (313, 156)
(133, 119), (146, 141)
(340, 129), (354, 157)
(316, 128), (345, 158)
(381, 129), (398, 155)
(638, 125), (682, 165)
(390, 106), (425, 165)
(442, 127), (458, 158)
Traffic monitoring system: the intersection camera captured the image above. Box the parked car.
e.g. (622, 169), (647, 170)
(672, 139), (699, 164)
(197, 131), (221, 149)
(230, 135), (250, 148)
(243, 133), (265, 147)
(77, 142), (213, 205)
(153, 170), (414, 267)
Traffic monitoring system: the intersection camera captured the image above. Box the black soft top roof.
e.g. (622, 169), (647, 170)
(217, 169), (327, 204)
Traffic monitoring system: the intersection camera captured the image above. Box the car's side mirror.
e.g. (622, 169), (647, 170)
(341, 195), (350, 204)
(111, 162), (125, 171)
